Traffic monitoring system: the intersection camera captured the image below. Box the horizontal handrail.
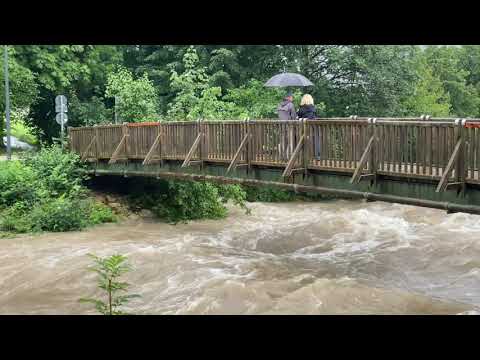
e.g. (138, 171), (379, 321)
(69, 117), (480, 184)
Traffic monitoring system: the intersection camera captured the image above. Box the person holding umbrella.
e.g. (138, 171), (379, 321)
(265, 72), (314, 121)
(277, 91), (297, 120)
(265, 72), (314, 159)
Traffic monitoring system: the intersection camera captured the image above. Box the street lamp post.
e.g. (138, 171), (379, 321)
(3, 45), (11, 160)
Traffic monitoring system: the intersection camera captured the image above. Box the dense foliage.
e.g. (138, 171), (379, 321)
(105, 67), (159, 122)
(4, 44), (480, 228)
(6, 45), (480, 146)
(124, 177), (248, 224)
(0, 145), (116, 234)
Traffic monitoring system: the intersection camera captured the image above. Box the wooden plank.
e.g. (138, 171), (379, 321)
(181, 132), (203, 168)
(394, 125), (399, 173)
(304, 120), (311, 173)
(436, 138), (462, 192)
(142, 132), (162, 166)
(427, 126), (433, 176)
(80, 135), (96, 162)
(385, 125), (391, 172)
(95, 126), (101, 160)
(350, 135), (375, 184)
(108, 135), (127, 164)
(226, 133), (251, 174)
(477, 127), (480, 180)
(282, 135), (305, 178)
(468, 128), (472, 178)
(434, 126), (439, 176)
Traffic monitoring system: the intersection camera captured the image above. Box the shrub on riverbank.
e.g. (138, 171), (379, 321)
(0, 145), (116, 234)
(124, 177), (249, 223)
(243, 185), (339, 203)
(243, 185), (297, 202)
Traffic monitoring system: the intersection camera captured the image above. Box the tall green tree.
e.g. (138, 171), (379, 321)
(105, 67), (159, 122)
(13, 45), (123, 139)
(402, 53), (451, 117)
(424, 46), (480, 117)
(0, 47), (38, 145)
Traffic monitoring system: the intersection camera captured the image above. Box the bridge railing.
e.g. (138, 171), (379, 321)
(69, 117), (480, 185)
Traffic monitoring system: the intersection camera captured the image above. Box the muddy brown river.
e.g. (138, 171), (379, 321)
(1, 200), (479, 314)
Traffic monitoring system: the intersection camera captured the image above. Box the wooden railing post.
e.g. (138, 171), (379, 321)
(94, 125), (100, 161)
(302, 118), (310, 177)
(181, 119), (203, 168)
(67, 126), (72, 150)
(123, 122), (130, 162)
(246, 119), (251, 172)
(370, 118), (378, 185)
(457, 118), (467, 195)
(158, 122), (163, 166)
(436, 119), (464, 193)
(198, 119), (204, 168)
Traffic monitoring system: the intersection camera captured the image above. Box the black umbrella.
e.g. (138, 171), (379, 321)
(264, 72), (314, 87)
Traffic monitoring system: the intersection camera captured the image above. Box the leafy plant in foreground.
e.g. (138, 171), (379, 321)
(79, 254), (140, 315)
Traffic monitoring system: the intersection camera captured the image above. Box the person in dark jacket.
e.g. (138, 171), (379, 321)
(297, 94), (316, 119)
(277, 92), (297, 120)
(298, 94), (321, 160)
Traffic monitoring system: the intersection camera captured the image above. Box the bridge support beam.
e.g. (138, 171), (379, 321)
(181, 127), (203, 168)
(226, 132), (251, 174)
(90, 168), (480, 216)
(108, 125), (130, 165)
(142, 130), (163, 166)
(282, 134), (305, 178)
(351, 118), (378, 185)
(436, 119), (466, 193)
(351, 135), (375, 184)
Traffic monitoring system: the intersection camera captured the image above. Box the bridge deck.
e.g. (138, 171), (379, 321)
(69, 117), (480, 215)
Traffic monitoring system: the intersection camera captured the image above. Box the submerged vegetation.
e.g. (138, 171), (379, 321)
(104, 177), (249, 224)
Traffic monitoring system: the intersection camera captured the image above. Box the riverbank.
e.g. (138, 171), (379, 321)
(1, 200), (479, 315)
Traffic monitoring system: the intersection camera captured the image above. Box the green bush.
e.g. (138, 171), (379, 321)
(124, 178), (249, 223)
(0, 161), (38, 207)
(0, 198), (117, 234)
(151, 181), (228, 223)
(23, 145), (87, 198)
(29, 196), (88, 232)
(244, 185), (296, 202)
(87, 201), (117, 225)
(0, 145), (119, 235)
(0, 202), (33, 233)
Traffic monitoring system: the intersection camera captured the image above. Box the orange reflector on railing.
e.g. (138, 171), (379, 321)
(465, 122), (480, 128)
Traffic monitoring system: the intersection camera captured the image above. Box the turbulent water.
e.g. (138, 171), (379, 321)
(1, 200), (480, 315)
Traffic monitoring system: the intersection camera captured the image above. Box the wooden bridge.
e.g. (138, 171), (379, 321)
(69, 117), (480, 215)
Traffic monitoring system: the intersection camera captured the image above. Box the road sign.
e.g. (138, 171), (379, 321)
(55, 95), (67, 107)
(55, 95), (68, 150)
(56, 112), (68, 125)
(55, 103), (68, 113)
(55, 95), (68, 113)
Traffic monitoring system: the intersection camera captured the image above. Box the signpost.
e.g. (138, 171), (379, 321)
(4, 46), (11, 160)
(55, 95), (68, 149)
